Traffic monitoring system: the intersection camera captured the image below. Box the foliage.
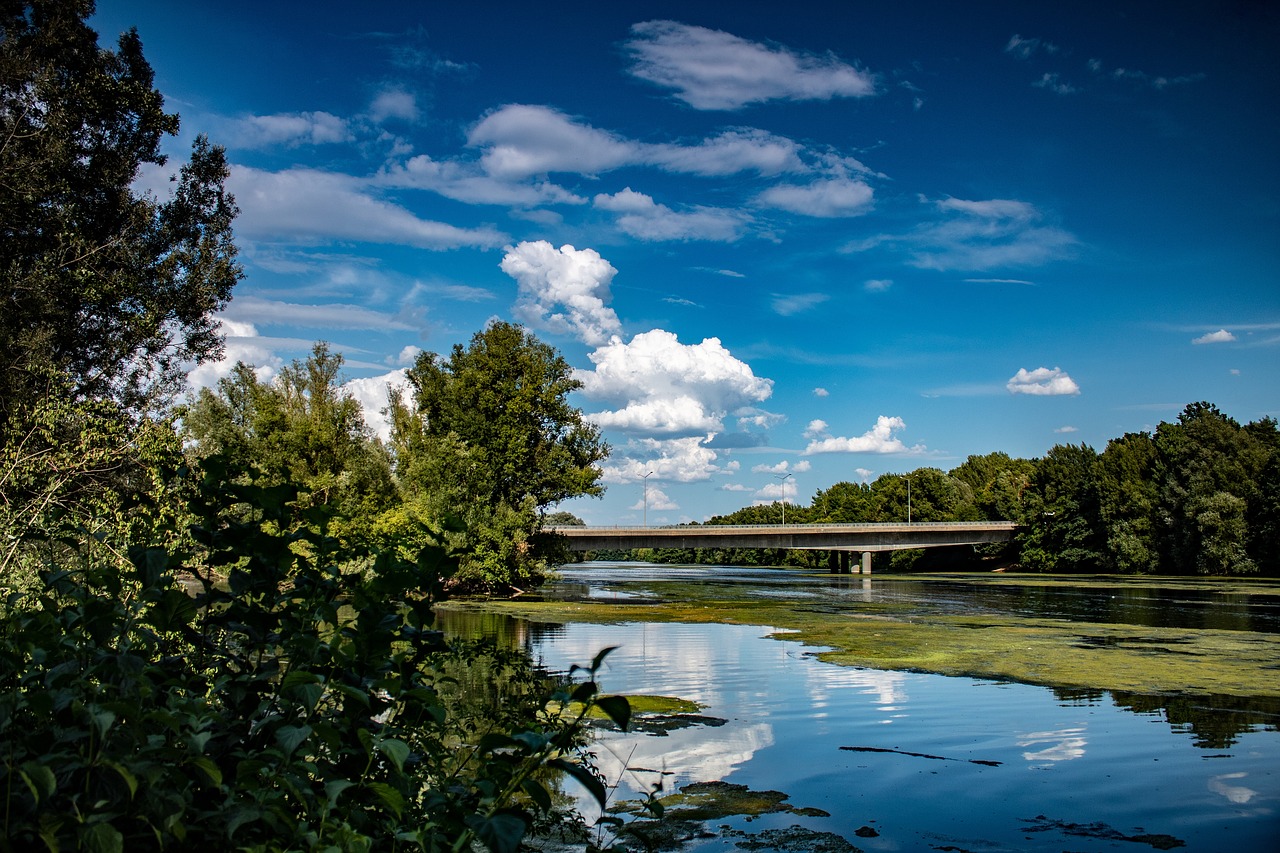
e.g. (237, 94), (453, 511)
(1016, 404), (1279, 575)
(182, 343), (397, 543)
(0, 371), (188, 589)
(390, 322), (608, 592)
(1, 0), (241, 424)
(0, 458), (631, 851)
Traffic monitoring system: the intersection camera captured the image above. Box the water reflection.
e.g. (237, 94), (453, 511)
(1018, 727), (1088, 763)
(437, 601), (1280, 850)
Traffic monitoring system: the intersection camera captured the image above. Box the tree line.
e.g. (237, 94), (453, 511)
(617, 404), (1279, 576)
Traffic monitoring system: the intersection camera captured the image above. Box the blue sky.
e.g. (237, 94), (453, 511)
(94, 0), (1279, 524)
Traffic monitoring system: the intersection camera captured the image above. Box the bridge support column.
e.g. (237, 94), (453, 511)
(860, 551), (872, 574)
(827, 551), (840, 573)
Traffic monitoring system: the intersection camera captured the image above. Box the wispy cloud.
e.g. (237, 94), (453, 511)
(626, 20), (877, 110)
(594, 188), (746, 242)
(771, 292), (830, 316)
(1005, 34), (1061, 60)
(229, 166), (507, 250)
(850, 197), (1077, 272)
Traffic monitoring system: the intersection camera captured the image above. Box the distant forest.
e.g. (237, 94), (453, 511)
(587, 403), (1279, 576)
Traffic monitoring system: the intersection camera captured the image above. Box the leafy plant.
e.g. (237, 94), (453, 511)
(0, 456), (630, 851)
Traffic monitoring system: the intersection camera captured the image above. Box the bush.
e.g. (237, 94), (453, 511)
(0, 458), (628, 851)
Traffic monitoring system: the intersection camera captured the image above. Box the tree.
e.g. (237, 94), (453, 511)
(949, 452), (1035, 521)
(390, 322), (608, 589)
(1, 0), (240, 425)
(183, 344), (396, 538)
(1018, 443), (1105, 572)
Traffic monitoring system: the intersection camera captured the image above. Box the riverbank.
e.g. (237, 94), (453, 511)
(438, 569), (1280, 700)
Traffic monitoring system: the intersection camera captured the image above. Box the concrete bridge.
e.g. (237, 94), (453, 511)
(547, 521), (1018, 574)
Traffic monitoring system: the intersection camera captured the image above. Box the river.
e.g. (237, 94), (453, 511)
(438, 563), (1280, 851)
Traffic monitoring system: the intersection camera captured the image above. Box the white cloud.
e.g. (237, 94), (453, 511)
(803, 419), (829, 439)
(754, 480), (799, 504)
(756, 176), (874, 217)
(751, 460), (810, 474)
(901, 197), (1077, 271)
(223, 111), (352, 148)
(229, 166), (507, 250)
(594, 189), (746, 242)
(854, 467), (874, 482)
(500, 241), (623, 346)
(771, 292), (829, 316)
(469, 104), (637, 178)
(1192, 329), (1236, 345)
(1054, 425), (1079, 433)
(631, 485), (678, 512)
(1007, 367), (1081, 396)
(812, 387), (829, 397)
(1033, 72), (1078, 95)
(369, 89), (419, 123)
(578, 329), (773, 439)
(344, 369), (410, 441)
(864, 279), (892, 292)
(223, 295), (418, 331)
(599, 436), (722, 484)
(185, 318), (284, 391)
(802, 415), (925, 455)
(626, 20), (876, 110)
(394, 345), (422, 366)
(1004, 34), (1060, 60)
(378, 153), (586, 206)
(721, 483), (752, 492)
(468, 105), (804, 179)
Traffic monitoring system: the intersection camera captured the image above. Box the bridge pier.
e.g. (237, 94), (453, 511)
(860, 551), (872, 575)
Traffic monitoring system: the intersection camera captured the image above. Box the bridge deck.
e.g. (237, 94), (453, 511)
(548, 521), (1018, 552)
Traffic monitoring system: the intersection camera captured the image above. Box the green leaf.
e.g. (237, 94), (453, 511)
(549, 758), (607, 809)
(590, 645), (618, 673)
(105, 761), (138, 798)
(377, 738), (411, 774)
(569, 680), (597, 704)
(521, 778), (552, 812)
(594, 695), (631, 732)
(189, 755), (223, 787)
(81, 822), (124, 853)
(324, 779), (356, 806)
(19, 763), (57, 803)
(367, 781), (405, 818)
(475, 812), (528, 853)
(275, 724), (312, 755)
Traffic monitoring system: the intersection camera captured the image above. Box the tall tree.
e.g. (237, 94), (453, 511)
(1018, 443), (1105, 572)
(390, 322), (608, 589)
(183, 344), (396, 533)
(1, 0), (240, 425)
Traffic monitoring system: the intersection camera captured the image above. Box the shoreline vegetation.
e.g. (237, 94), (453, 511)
(440, 571), (1280, 700)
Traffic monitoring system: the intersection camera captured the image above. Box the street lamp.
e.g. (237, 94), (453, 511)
(642, 471), (654, 527)
(775, 472), (794, 524)
(903, 474), (912, 524)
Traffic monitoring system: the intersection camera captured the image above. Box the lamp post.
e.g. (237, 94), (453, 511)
(775, 472), (794, 524)
(642, 471), (654, 527)
(904, 474), (912, 524)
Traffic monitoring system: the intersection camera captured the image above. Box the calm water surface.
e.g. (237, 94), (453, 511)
(443, 564), (1280, 851)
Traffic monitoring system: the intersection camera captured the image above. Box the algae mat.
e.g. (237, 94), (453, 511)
(440, 570), (1280, 700)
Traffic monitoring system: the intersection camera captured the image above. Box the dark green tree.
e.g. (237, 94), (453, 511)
(182, 343), (396, 538)
(390, 322), (608, 590)
(1153, 403), (1269, 575)
(949, 452), (1035, 521)
(1018, 443), (1105, 572)
(1, 0), (241, 423)
(1096, 431), (1161, 573)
